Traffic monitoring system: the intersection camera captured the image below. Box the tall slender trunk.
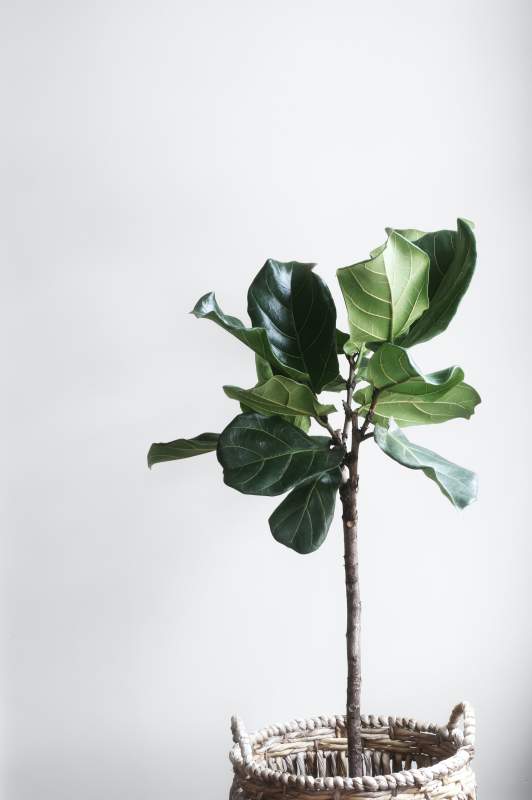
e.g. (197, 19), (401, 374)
(340, 437), (363, 778)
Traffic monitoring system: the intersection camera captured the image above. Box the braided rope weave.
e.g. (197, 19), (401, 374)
(229, 703), (476, 799)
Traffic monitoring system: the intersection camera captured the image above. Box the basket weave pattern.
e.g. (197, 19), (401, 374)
(229, 703), (476, 799)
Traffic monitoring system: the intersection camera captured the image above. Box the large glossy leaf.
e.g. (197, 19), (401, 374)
(393, 219), (477, 346)
(224, 376), (335, 421)
(269, 469), (341, 554)
(192, 292), (307, 382)
(148, 433), (219, 468)
(374, 422), (478, 509)
(356, 380), (480, 427)
(247, 260), (339, 393)
(217, 412), (344, 496)
(336, 231), (429, 350)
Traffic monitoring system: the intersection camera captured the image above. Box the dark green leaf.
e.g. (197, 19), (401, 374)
(336, 329), (350, 353)
(393, 219), (477, 346)
(374, 423), (478, 509)
(217, 412), (344, 496)
(336, 231), (429, 350)
(192, 292), (307, 382)
(148, 433), (219, 468)
(224, 376), (335, 420)
(247, 260), (339, 393)
(269, 469), (341, 554)
(321, 374), (347, 392)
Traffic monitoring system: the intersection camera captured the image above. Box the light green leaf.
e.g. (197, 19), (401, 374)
(356, 380), (480, 427)
(369, 229), (425, 259)
(248, 260), (339, 393)
(217, 413), (344, 496)
(364, 343), (464, 392)
(148, 433), (219, 468)
(192, 292), (307, 382)
(374, 422), (478, 509)
(269, 469), (341, 554)
(393, 219), (477, 346)
(224, 376), (335, 420)
(337, 231), (429, 349)
(254, 354), (274, 384)
(247, 356), (311, 432)
(364, 343), (419, 388)
(289, 415), (312, 432)
(355, 343), (480, 427)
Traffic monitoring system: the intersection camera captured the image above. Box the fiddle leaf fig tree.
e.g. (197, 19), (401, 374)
(148, 219), (481, 779)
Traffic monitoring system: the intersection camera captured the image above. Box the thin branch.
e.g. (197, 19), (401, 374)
(359, 388), (380, 440)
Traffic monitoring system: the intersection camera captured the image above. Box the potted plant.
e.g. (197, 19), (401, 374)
(148, 218), (480, 799)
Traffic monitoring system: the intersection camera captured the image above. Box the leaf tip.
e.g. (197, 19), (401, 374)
(191, 291), (215, 317)
(147, 447), (154, 469)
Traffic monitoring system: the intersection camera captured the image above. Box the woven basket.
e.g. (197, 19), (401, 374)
(229, 702), (476, 799)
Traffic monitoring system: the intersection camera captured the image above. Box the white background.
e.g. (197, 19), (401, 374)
(3, 1), (531, 798)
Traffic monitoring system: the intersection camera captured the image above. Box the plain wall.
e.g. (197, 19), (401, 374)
(3, 1), (531, 798)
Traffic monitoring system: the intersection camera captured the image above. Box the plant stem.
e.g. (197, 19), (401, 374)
(341, 354), (358, 445)
(341, 433), (363, 778)
(340, 353), (364, 779)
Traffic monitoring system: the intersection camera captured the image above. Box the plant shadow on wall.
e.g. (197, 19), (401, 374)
(148, 219), (480, 798)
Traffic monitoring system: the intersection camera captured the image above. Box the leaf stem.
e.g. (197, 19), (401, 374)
(359, 387), (380, 440)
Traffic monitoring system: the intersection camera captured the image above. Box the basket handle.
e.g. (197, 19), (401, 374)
(231, 715), (253, 766)
(446, 702), (476, 749)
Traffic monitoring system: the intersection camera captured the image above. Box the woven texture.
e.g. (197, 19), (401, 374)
(229, 703), (476, 799)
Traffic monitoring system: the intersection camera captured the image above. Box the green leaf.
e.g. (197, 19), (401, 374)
(354, 352), (372, 382)
(336, 329), (350, 353)
(269, 469), (341, 554)
(374, 422), (478, 509)
(254, 354), (274, 383)
(355, 344), (480, 427)
(192, 292), (307, 382)
(247, 260), (339, 393)
(148, 433), (219, 468)
(321, 374), (347, 392)
(393, 219), (477, 346)
(364, 343), (464, 391)
(355, 380), (480, 427)
(369, 229), (425, 259)
(224, 376), (335, 421)
(249, 356), (311, 432)
(337, 231), (429, 349)
(217, 412), (344, 496)
(289, 415), (311, 432)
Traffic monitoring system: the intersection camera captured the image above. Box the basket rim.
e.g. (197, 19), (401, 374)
(229, 702), (475, 795)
